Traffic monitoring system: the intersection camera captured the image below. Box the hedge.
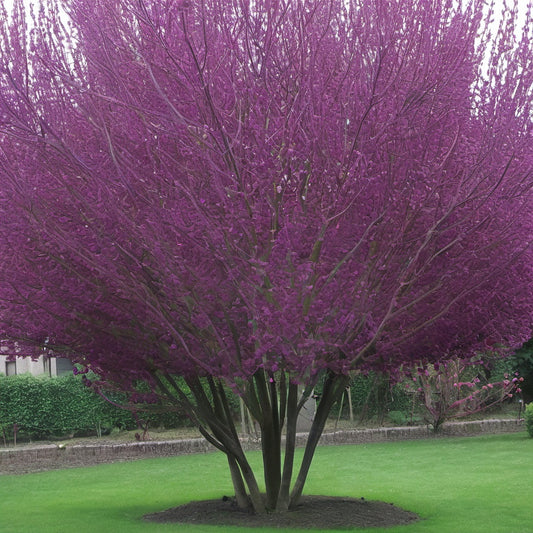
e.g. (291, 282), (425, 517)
(525, 403), (533, 438)
(0, 374), (189, 442)
(0, 370), (519, 444)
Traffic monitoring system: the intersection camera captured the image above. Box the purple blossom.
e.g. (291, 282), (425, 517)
(0, 0), (532, 512)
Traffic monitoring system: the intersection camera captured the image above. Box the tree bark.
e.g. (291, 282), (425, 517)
(156, 370), (348, 514)
(227, 455), (250, 509)
(290, 372), (349, 508)
(276, 381), (299, 511)
(184, 375), (266, 513)
(254, 371), (282, 510)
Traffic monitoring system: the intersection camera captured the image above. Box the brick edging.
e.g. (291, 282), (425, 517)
(0, 418), (524, 475)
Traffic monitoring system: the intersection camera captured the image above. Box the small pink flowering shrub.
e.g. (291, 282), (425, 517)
(409, 358), (522, 431)
(525, 403), (533, 438)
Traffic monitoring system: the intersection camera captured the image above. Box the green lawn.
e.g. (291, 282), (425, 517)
(0, 432), (531, 532)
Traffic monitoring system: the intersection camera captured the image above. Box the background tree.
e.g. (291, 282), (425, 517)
(408, 357), (523, 431)
(507, 339), (533, 403)
(1, 0), (532, 514)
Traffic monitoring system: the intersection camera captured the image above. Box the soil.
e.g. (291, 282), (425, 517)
(143, 495), (420, 530)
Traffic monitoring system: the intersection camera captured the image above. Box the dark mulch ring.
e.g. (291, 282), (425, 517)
(144, 495), (420, 530)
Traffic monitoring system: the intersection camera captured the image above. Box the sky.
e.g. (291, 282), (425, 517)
(2, 0), (530, 83)
(3, 0), (531, 24)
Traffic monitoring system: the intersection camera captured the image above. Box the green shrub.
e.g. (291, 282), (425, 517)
(525, 403), (533, 438)
(387, 410), (408, 425)
(0, 374), (138, 441)
(314, 371), (415, 423)
(387, 410), (422, 426)
(0, 373), (240, 443)
(130, 376), (240, 430)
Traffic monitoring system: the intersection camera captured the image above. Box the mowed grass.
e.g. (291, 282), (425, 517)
(0, 432), (531, 533)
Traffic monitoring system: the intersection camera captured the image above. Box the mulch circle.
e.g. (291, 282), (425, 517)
(144, 495), (420, 529)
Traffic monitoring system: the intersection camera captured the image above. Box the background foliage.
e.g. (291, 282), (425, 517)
(1, 364), (520, 445)
(506, 340), (533, 403)
(0, 374), (193, 441)
(525, 403), (533, 438)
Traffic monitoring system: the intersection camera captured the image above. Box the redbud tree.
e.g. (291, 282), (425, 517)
(1, 0), (532, 513)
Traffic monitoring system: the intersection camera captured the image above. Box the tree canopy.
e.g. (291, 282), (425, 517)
(1, 0), (532, 513)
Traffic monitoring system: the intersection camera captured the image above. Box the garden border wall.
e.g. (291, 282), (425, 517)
(0, 418), (524, 475)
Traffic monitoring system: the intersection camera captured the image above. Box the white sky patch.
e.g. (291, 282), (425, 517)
(4, 0), (531, 22)
(2, 0), (530, 87)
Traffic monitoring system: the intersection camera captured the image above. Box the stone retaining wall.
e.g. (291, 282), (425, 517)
(316, 418), (524, 446)
(0, 418), (524, 475)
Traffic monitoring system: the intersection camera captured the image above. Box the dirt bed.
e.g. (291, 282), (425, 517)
(144, 495), (420, 529)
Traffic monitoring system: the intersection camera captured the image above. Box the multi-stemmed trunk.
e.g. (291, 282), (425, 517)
(155, 369), (349, 514)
